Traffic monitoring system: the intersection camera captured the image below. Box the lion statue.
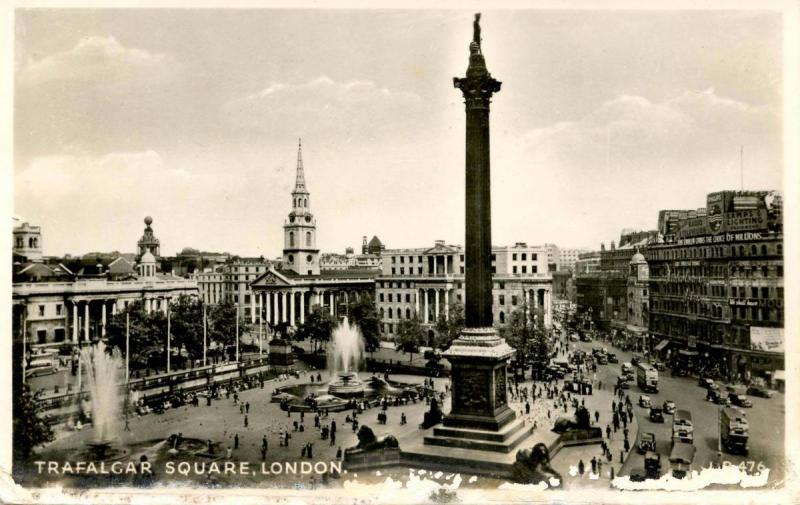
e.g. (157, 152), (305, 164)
(511, 442), (563, 486)
(353, 425), (399, 451)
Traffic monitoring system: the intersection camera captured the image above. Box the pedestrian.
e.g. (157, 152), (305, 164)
(244, 415), (249, 428)
(226, 446), (233, 459)
(301, 445), (307, 458)
(525, 402), (530, 415)
(240, 403), (245, 414)
(336, 446), (342, 459)
(330, 430), (336, 446)
(594, 410), (600, 424)
(610, 466), (615, 480)
(262, 435), (268, 452)
(620, 450), (624, 463)
(578, 459), (585, 476)
(261, 446), (267, 461)
(598, 459), (603, 477)
(623, 427), (629, 440)
(591, 457), (597, 474)
(234, 433), (239, 449)
(307, 442), (313, 459)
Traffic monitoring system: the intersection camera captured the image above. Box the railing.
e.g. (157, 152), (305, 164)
(13, 278), (199, 296)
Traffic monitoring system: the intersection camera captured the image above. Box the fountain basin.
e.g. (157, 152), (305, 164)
(327, 372), (365, 397)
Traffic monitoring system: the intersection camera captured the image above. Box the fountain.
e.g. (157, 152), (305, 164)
(326, 317), (366, 397)
(80, 341), (123, 460)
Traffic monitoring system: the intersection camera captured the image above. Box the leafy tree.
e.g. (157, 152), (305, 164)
(348, 296), (381, 353)
(396, 316), (425, 363)
(12, 342), (54, 465)
(433, 301), (465, 350)
(208, 300), (238, 358)
(295, 306), (335, 354)
(106, 300), (167, 370)
(168, 295), (205, 361)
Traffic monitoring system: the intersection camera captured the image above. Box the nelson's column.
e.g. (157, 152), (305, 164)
(424, 14), (524, 453)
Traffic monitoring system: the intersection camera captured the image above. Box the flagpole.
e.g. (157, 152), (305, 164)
(203, 304), (207, 367)
(167, 302), (171, 374)
(125, 312), (130, 383)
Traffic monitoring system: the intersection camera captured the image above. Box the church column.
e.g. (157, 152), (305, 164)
(444, 289), (450, 321)
(281, 292), (287, 323)
(251, 292), (256, 324)
(289, 291), (296, 325)
(435, 289), (440, 321)
(84, 302), (90, 342)
(415, 288), (420, 316)
(525, 289), (531, 323)
(265, 293), (271, 324)
(424, 290), (429, 324)
(111, 300), (117, 316)
(101, 301), (107, 337)
(256, 292), (262, 323)
(300, 291), (306, 325)
(271, 292), (278, 324)
(72, 302), (78, 343)
(329, 292), (335, 316)
(544, 289), (552, 328)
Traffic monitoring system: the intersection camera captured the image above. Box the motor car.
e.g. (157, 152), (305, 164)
(607, 353), (619, 363)
(698, 377), (714, 388)
(637, 432), (656, 454)
(730, 393), (753, 408)
(649, 407), (665, 423)
(639, 394), (652, 408)
(663, 400), (676, 415)
(652, 361), (666, 371)
(707, 389), (731, 406)
(569, 334), (579, 342)
(631, 355), (642, 366)
(644, 451), (662, 479)
(624, 372), (635, 382)
(621, 362), (633, 374)
(747, 386), (774, 398)
(617, 376), (631, 389)
(25, 365), (57, 379)
(596, 355), (608, 365)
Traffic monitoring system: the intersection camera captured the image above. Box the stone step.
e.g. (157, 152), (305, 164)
(431, 418), (526, 443)
(424, 423), (533, 453)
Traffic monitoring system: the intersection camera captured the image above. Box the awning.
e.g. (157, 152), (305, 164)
(654, 340), (670, 352)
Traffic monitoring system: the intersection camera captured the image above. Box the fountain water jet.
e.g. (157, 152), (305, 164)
(80, 341), (123, 459)
(326, 317), (366, 397)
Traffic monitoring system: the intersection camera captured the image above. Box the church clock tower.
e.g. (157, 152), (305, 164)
(283, 140), (320, 275)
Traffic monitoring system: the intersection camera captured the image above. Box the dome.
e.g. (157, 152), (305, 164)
(368, 236), (383, 248)
(141, 250), (156, 263)
(144, 216), (153, 226)
(630, 251), (646, 265)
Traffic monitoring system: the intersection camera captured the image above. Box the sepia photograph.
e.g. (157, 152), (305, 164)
(3, 2), (798, 503)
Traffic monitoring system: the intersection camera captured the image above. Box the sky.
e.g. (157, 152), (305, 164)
(12, 8), (784, 258)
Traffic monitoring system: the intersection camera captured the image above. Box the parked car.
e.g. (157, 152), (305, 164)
(747, 386), (774, 398)
(639, 394), (652, 408)
(596, 355), (608, 365)
(617, 376), (631, 389)
(25, 365), (58, 378)
(607, 353), (619, 364)
(644, 451), (662, 479)
(637, 432), (657, 454)
(649, 407), (665, 423)
(663, 400), (677, 415)
(730, 393), (753, 408)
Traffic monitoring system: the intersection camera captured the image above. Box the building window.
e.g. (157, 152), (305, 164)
(38, 305), (45, 316)
(499, 311), (505, 324)
(512, 253), (517, 261)
(532, 266), (537, 273)
(379, 293), (384, 302)
(491, 266), (496, 274)
(761, 287), (769, 299)
(405, 294), (411, 303)
(388, 308), (393, 319)
(512, 266), (517, 274)
(512, 295), (518, 306)
(288, 254), (294, 263)
(522, 266), (527, 274)
(306, 232), (312, 246)
(55, 304), (62, 315)
(400, 256), (404, 263)
(391, 267), (396, 275)
(406, 308), (411, 319)
(522, 253), (527, 261)
(499, 295), (505, 305)
(289, 231), (295, 247)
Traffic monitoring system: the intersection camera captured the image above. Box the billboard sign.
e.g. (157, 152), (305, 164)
(750, 327), (784, 353)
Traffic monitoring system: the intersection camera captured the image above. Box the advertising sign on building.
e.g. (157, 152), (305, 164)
(750, 326), (784, 353)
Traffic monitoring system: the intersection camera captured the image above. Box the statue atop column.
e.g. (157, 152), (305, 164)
(472, 13), (481, 48)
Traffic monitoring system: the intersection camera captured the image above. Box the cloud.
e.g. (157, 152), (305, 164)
(18, 36), (167, 85)
(223, 76), (425, 141)
(14, 151), (255, 255)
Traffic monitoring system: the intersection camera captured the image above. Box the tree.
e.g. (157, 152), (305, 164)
(433, 301), (465, 350)
(106, 300), (167, 370)
(168, 295), (205, 361)
(208, 300), (238, 358)
(12, 342), (54, 465)
(396, 316), (425, 363)
(348, 296), (381, 353)
(295, 306), (335, 354)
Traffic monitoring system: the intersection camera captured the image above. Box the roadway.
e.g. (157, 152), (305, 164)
(570, 339), (785, 484)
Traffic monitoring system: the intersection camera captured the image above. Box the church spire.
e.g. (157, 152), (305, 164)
(295, 138), (307, 192)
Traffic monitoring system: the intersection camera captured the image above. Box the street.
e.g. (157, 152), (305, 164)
(570, 339), (785, 485)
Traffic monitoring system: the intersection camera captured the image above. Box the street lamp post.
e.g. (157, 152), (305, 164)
(166, 302), (171, 374)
